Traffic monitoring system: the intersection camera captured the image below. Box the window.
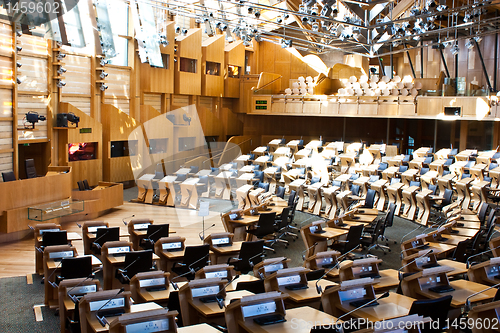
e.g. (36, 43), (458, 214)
(110, 140), (137, 157)
(227, 65), (240, 78)
(180, 58), (197, 73)
(149, 138), (168, 154)
(206, 62), (220, 76)
(179, 137), (195, 151)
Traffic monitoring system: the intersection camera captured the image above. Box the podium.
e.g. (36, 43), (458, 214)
(128, 219), (154, 250)
(273, 146), (291, 158)
(102, 241), (133, 290)
(203, 232), (241, 264)
(415, 190), (432, 226)
(35, 223), (62, 275)
(401, 250), (440, 273)
(82, 221), (109, 255)
(386, 182), (404, 216)
(108, 308), (178, 333)
(289, 179), (306, 211)
(44, 245), (79, 307)
(371, 179), (388, 211)
(467, 257), (500, 286)
(456, 177), (474, 211)
(304, 250), (341, 278)
(236, 184), (253, 210)
(134, 174), (155, 204)
(130, 270), (171, 305)
(263, 166), (280, 193)
(339, 257), (382, 281)
(287, 139), (303, 155)
(401, 169), (418, 186)
(339, 153), (355, 174)
(154, 236), (186, 272)
(490, 236), (500, 257)
(157, 175), (177, 207)
(214, 172), (233, 200)
(179, 178), (200, 209)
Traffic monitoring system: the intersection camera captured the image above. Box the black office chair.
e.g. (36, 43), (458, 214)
(140, 224), (169, 250)
(360, 217), (390, 255)
(273, 207), (298, 246)
(228, 240), (264, 274)
(329, 225), (363, 256)
(247, 212), (277, 252)
(171, 244), (210, 280)
(25, 158), (38, 179)
(408, 295), (452, 333)
(83, 179), (92, 190)
(236, 279), (266, 294)
(288, 190), (297, 207)
(431, 188), (453, 213)
(2, 171), (15, 182)
(77, 181), (86, 191)
(276, 186), (285, 199)
(56, 256), (93, 285)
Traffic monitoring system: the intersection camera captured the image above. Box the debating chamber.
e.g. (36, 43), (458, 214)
(2, 0), (500, 332)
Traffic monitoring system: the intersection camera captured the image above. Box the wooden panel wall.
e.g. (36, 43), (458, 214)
(104, 66), (131, 115)
(143, 93), (162, 112)
(202, 35), (225, 97)
(174, 28), (202, 95)
(224, 41), (245, 98)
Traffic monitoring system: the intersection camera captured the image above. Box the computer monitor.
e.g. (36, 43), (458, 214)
(60, 256), (92, 280)
(42, 230), (68, 247)
(146, 224), (169, 243)
(121, 250), (153, 281)
(94, 227), (120, 248)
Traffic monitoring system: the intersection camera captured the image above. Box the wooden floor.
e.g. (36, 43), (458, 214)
(0, 201), (227, 278)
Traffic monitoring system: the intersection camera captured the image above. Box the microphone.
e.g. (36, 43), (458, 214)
(335, 292), (390, 323)
(47, 259), (65, 288)
(398, 250), (433, 280)
(465, 282), (500, 312)
(96, 288), (125, 327)
(400, 224), (424, 244)
(75, 213), (89, 229)
(216, 275), (240, 309)
(466, 244), (500, 269)
(143, 226), (165, 245)
(199, 224), (216, 240)
(257, 257), (287, 279)
(28, 225), (35, 231)
(400, 242), (431, 259)
(170, 253), (212, 290)
(115, 256), (142, 284)
(316, 245), (360, 294)
(248, 251), (265, 268)
(122, 215), (135, 226)
(302, 242), (319, 260)
(92, 229), (112, 250)
(67, 267), (103, 303)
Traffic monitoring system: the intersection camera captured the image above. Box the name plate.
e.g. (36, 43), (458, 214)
(264, 263), (284, 273)
(277, 275), (301, 286)
(339, 287), (367, 302)
(162, 242), (182, 251)
(69, 285), (97, 295)
(139, 278), (166, 288)
(39, 229), (60, 235)
(49, 251), (73, 259)
(205, 271), (228, 279)
(108, 246), (130, 255)
(126, 319), (169, 333)
(88, 226), (106, 233)
(89, 297), (125, 311)
(316, 257), (334, 266)
(191, 285), (220, 298)
(134, 223), (150, 230)
(212, 238), (230, 246)
(241, 301), (277, 318)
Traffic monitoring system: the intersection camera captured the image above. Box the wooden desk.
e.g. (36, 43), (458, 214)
(177, 323), (223, 333)
(236, 306), (340, 333)
(373, 269), (400, 292)
(190, 290), (253, 317)
(439, 259), (468, 277)
(427, 242), (457, 257)
(278, 279), (337, 307)
(209, 242), (242, 264)
(317, 227), (349, 240)
(418, 279), (497, 308)
(70, 182), (124, 220)
(348, 293), (416, 322)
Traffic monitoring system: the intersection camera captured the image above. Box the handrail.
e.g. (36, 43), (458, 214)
(202, 138), (254, 167)
(252, 75), (283, 94)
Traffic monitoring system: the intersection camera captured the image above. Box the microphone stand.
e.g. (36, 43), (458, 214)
(302, 242), (318, 260)
(116, 256), (142, 284)
(199, 223), (216, 241)
(122, 215), (135, 226)
(466, 244), (500, 269)
(397, 250), (433, 280)
(400, 241), (432, 259)
(257, 257), (287, 279)
(465, 282), (500, 312)
(92, 229), (112, 251)
(316, 245), (361, 294)
(47, 259), (65, 288)
(66, 267), (103, 303)
(171, 253), (211, 290)
(216, 275), (240, 309)
(248, 251), (265, 268)
(96, 288), (125, 327)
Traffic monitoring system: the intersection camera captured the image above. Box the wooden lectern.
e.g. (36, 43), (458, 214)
(108, 308), (178, 333)
(127, 219), (154, 250)
(203, 232), (241, 264)
(154, 236), (186, 272)
(195, 264), (237, 280)
(130, 270), (171, 305)
(82, 221), (109, 255)
(101, 241), (133, 290)
(44, 244), (78, 307)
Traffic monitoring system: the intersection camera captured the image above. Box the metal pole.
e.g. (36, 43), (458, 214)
(406, 51), (416, 78)
(475, 39), (493, 92)
(439, 47), (450, 78)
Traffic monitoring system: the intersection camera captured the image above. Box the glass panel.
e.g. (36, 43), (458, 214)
(180, 58), (196, 73)
(28, 199), (84, 221)
(206, 61), (220, 76)
(111, 140), (138, 157)
(227, 65), (240, 78)
(95, 0), (117, 59)
(149, 138), (168, 154)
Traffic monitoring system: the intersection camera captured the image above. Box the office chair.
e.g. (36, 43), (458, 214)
(83, 179), (92, 190)
(431, 188), (453, 213)
(56, 256), (93, 285)
(77, 181), (86, 191)
(257, 182), (270, 192)
(288, 190), (297, 207)
(273, 207), (298, 246)
(408, 295), (452, 333)
(360, 217), (390, 254)
(2, 171), (15, 182)
(235, 279), (265, 293)
(398, 165), (408, 173)
(228, 240), (264, 274)
(276, 186), (285, 199)
(329, 225), (363, 256)
(140, 224), (169, 250)
(420, 167), (429, 176)
(171, 244), (210, 280)
(25, 158), (38, 179)
(247, 212), (277, 252)
(361, 189), (376, 209)
(409, 180), (421, 188)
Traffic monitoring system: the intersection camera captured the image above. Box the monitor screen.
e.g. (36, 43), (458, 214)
(61, 256), (92, 279)
(43, 230), (68, 247)
(95, 227), (120, 247)
(68, 142), (97, 161)
(146, 224), (169, 242)
(123, 250), (153, 279)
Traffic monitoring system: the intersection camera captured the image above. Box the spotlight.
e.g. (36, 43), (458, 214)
(281, 39), (292, 48)
(57, 80), (66, 88)
(465, 39), (474, 49)
(16, 77), (22, 84)
(311, 22), (319, 31)
(450, 44), (459, 56)
(100, 59), (109, 66)
(175, 26), (181, 33)
(16, 30), (22, 37)
(16, 46), (22, 52)
(100, 84), (108, 91)
(181, 28), (188, 35)
(16, 62), (21, 68)
(57, 67), (67, 75)
(99, 72), (108, 79)
(254, 10), (260, 18)
(474, 36), (482, 44)
(56, 53), (66, 60)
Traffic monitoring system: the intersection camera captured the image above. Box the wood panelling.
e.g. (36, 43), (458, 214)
(224, 41), (244, 98)
(175, 29), (202, 95)
(202, 35), (225, 97)
(143, 93), (162, 113)
(17, 56), (47, 93)
(61, 55), (91, 96)
(0, 89), (12, 117)
(17, 94), (48, 139)
(106, 66), (130, 98)
(104, 97), (130, 115)
(61, 96), (91, 116)
(17, 34), (48, 56)
(101, 103), (139, 182)
(58, 103), (102, 187)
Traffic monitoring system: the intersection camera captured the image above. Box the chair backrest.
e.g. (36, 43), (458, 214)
(25, 158), (37, 179)
(83, 179), (91, 190)
(2, 171), (15, 182)
(61, 256), (92, 280)
(399, 165), (408, 173)
(182, 245), (210, 271)
(486, 208), (498, 229)
(408, 295), (452, 329)
(343, 225), (364, 253)
(364, 189), (376, 208)
(350, 184), (360, 196)
(369, 175), (380, 183)
(276, 186), (285, 199)
(288, 190), (297, 207)
(378, 163), (388, 171)
(77, 180), (85, 191)
(276, 208), (290, 229)
(490, 163), (499, 170)
(310, 177), (320, 184)
(190, 166), (199, 174)
(236, 280), (266, 294)
(385, 203), (396, 228)
(423, 157), (433, 165)
(461, 173), (471, 179)
(428, 184), (437, 195)
(176, 174), (187, 182)
(451, 240), (470, 263)
(478, 202), (489, 224)
(306, 269), (325, 281)
(237, 240), (264, 273)
(332, 180), (341, 187)
(258, 182), (270, 192)
(349, 173), (359, 181)
(256, 212), (277, 235)
(146, 224), (169, 243)
(420, 167), (429, 175)
(390, 178), (401, 185)
(409, 181), (421, 188)
(442, 189), (453, 206)
(254, 171), (264, 183)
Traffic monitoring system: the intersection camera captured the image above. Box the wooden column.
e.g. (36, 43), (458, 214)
(460, 120), (469, 151)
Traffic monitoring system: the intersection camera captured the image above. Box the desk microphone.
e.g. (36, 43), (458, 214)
(465, 282), (500, 312)
(335, 292), (390, 323)
(302, 242), (318, 260)
(96, 288), (125, 327)
(466, 244), (500, 269)
(248, 251), (265, 268)
(216, 275), (240, 309)
(47, 259), (65, 288)
(67, 267), (103, 303)
(144, 225), (166, 245)
(28, 225), (35, 231)
(116, 256), (142, 284)
(92, 229), (113, 250)
(400, 242), (431, 259)
(316, 245), (360, 294)
(171, 253), (211, 290)
(398, 250), (433, 280)
(122, 215), (135, 226)
(75, 213), (89, 228)
(199, 224), (216, 240)
(400, 224), (425, 244)
(257, 257), (287, 279)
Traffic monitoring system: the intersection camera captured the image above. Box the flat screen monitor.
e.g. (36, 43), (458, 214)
(61, 256), (92, 279)
(43, 230), (68, 247)
(123, 250), (153, 279)
(95, 227), (120, 248)
(146, 224), (169, 243)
